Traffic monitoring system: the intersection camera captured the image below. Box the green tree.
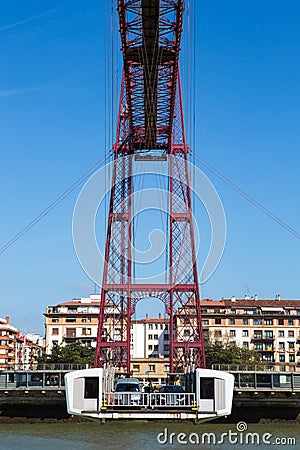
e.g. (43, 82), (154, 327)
(39, 342), (95, 366)
(204, 342), (260, 368)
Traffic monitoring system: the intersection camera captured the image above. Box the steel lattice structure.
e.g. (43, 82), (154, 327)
(95, 0), (206, 373)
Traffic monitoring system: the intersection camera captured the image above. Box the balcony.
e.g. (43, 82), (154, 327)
(252, 336), (274, 341)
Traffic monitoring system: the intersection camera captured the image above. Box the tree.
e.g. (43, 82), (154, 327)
(204, 342), (260, 368)
(39, 342), (95, 366)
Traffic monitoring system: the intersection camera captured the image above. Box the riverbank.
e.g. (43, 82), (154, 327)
(0, 395), (299, 423)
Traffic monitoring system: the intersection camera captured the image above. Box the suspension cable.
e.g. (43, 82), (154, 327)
(196, 155), (300, 240)
(0, 155), (109, 255)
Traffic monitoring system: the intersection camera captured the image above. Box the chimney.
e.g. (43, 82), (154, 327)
(5, 316), (9, 324)
(275, 294), (281, 301)
(158, 313), (162, 319)
(244, 295), (250, 300)
(254, 294), (258, 301)
(146, 313), (148, 320)
(231, 296), (236, 302)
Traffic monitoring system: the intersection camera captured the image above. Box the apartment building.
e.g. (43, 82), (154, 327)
(45, 294), (300, 376)
(44, 295), (101, 351)
(131, 314), (170, 384)
(16, 333), (45, 370)
(200, 296), (300, 369)
(44, 296), (171, 383)
(0, 316), (18, 369)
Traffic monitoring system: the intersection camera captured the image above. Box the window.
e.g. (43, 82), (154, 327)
(254, 342), (263, 350)
(288, 342), (295, 350)
(148, 345), (153, 350)
(155, 324), (158, 330)
(164, 365), (170, 372)
(66, 328), (76, 338)
(243, 319), (249, 325)
(133, 364), (140, 372)
(183, 329), (190, 337)
(66, 317), (76, 323)
(215, 318), (221, 325)
(81, 317), (87, 323)
(215, 330), (222, 337)
(148, 334), (153, 340)
(52, 328), (59, 336)
(242, 330), (249, 337)
(202, 320), (209, 325)
(229, 330), (236, 337)
(165, 325), (169, 330)
(164, 334), (170, 341)
(278, 331), (284, 337)
(278, 319), (284, 325)
(279, 342), (285, 349)
(148, 324), (153, 330)
(288, 331), (295, 337)
(289, 355), (295, 363)
(288, 319), (294, 326)
(200, 378), (214, 399)
(82, 328), (91, 336)
(264, 319), (273, 325)
(160, 324), (163, 330)
(243, 342), (249, 349)
(87, 316), (91, 323)
(52, 318), (59, 323)
(164, 345), (169, 352)
(153, 345), (158, 351)
(154, 334), (158, 340)
(52, 340), (58, 347)
(265, 331), (273, 339)
(230, 318), (235, 325)
(149, 364), (156, 372)
(279, 354), (285, 362)
(84, 377), (99, 399)
(254, 319), (262, 325)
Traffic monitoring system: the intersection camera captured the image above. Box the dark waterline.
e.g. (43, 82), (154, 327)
(0, 422), (299, 450)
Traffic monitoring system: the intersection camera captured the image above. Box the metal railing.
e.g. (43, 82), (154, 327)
(103, 392), (196, 408)
(211, 363), (300, 373)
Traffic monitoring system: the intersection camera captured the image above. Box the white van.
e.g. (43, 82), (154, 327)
(114, 377), (142, 406)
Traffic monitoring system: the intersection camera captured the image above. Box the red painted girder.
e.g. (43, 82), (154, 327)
(117, 0), (184, 151)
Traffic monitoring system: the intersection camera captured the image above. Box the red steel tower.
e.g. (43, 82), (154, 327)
(95, 0), (206, 373)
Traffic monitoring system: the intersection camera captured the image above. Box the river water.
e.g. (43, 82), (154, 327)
(0, 422), (299, 449)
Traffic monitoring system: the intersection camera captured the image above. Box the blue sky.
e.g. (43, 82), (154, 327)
(0, 0), (299, 335)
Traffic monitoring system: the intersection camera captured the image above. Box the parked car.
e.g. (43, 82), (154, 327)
(158, 384), (185, 406)
(113, 378), (142, 406)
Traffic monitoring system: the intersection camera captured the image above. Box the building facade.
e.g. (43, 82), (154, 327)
(0, 317), (18, 369)
(44, 295), (101, 351)
(201, 296), (300, 370)
(44, 294), (300, 378)
(44, 296), (171, 383)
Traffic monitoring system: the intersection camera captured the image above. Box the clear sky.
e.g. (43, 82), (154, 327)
(0, 1), (299, 335)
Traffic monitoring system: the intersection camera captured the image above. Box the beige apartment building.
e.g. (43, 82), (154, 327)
(200, 296), (300, 370)
(44, 294), (300, 377)
(44, 295), (101, 350)
(44, 296), (171, 383)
